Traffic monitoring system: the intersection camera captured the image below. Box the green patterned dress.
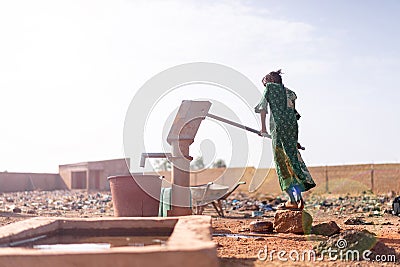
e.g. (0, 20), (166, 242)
(255, 82), (316, 192)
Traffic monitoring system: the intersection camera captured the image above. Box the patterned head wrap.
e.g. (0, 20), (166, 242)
(262, 69), (283, 86)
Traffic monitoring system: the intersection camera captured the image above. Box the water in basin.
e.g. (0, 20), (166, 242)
(6, 232), (169, 251)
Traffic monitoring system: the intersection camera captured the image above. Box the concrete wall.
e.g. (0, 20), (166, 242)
(59, 158), (130, 191)
(88, 158), (131, 190)
(148, 163), (400, 195)
(0, 172), (67, 193)
(59, 163), (87, 190)
(0, 158), (130, 193)
(1, 161), (398, 194)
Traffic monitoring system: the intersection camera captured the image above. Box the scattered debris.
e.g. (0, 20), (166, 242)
(251, 211), (263, 217)
(369, 210), (382, 217)
(344, 217), (374, 225)
(392, 196), (400, 215)
(225, 191), (397, 217)
(0, 190), (113, 216)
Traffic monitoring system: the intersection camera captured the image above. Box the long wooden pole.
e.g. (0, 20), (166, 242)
(207, 113), (271, 138)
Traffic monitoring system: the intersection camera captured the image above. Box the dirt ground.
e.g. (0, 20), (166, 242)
(212, 213), (400, 266)
(1, 191), (400, 266)
(209, 195), (400, 266)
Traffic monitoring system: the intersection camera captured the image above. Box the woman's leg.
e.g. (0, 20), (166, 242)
(293, 185), (305, 209)
(273, 130), (304, 209)
(279, 186), (302, 209)
(272, 134), (294, 192)
(280, 130), (308, 188)
(286, 187), (296, 203)
(289, 185), (300, 201)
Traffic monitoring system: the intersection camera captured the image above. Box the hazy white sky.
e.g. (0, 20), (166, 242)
(0, 0), (399, 173)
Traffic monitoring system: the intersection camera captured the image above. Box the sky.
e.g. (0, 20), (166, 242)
(0, 0), (399, 173)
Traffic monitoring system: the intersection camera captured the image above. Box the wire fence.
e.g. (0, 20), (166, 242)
(306, 163), (400, 195)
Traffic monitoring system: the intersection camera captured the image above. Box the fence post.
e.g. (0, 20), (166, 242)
(325, 165), (328, 193)
(370, 163), (374, 193)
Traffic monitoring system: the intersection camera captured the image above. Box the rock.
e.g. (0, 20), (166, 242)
(369, 210), (382, 217)
(344, 217), (373, 225)
(321, 200), (333, 207)
(314, 229), (397, 261)
(27, 209), (36, 214)
(249, 220), (273, 233)
(312, 221), (340, 236)
(370, 240), (399, 261)
(315, 230), (376, 255)
(238, 227), (250, 232)
(239, 204), (258, 211)
(273, 210), (313, 234)
(259, 203), (274, 211)
(216, 228), (232, 234)
(12, 207), (22, 213)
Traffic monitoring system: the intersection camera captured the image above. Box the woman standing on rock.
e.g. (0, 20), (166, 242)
(255, 70), (316, 210)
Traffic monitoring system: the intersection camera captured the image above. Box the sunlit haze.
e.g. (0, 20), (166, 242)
(1, 0), (399, 172)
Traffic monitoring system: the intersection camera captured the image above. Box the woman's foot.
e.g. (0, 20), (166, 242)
(277, 200), (301, 210)
(297, 198), (305, 210)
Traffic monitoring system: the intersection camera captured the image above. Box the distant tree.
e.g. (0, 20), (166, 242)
(212, 159), (226, 168)
(154, 159), (171, 171)
(191, 156), (205, 170)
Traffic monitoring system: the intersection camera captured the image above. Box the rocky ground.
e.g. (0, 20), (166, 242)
(1, 190), (400, 266)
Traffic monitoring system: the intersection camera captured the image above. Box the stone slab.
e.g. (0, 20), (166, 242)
(274, 210), (313, 234)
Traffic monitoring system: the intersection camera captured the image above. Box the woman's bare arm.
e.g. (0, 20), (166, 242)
(260, 110), (267, 133)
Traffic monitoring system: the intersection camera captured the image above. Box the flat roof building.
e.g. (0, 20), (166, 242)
(59, 158), (130, 191)
(0, 158), (130, 193)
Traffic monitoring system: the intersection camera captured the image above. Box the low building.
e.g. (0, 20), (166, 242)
(59, 158), (130, 191)
(0, 158), (130, 193)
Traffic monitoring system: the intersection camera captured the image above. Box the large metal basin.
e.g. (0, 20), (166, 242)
(190, 183), (229, 205)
